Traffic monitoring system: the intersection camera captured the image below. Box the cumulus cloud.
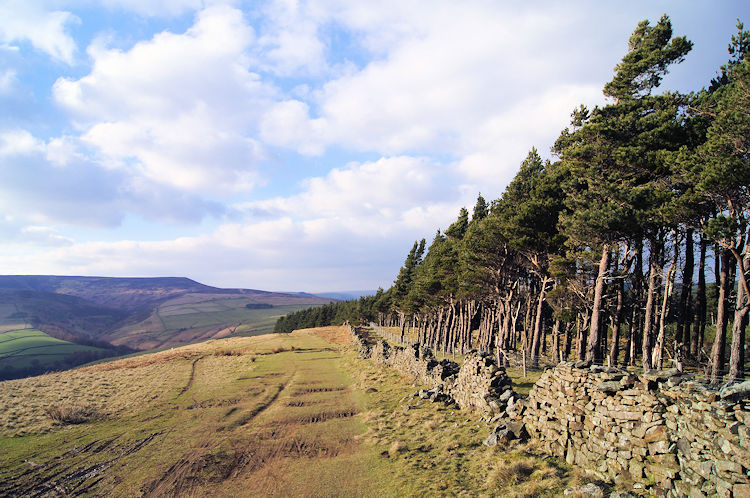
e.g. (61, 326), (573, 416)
(98, 0), (218, 17)
(0, 0), (78, 63)
(256, 0), (328, 77)
(0, 154), (474, 290)
(256, 1), (614, 172)
(0, 128), (223, 227)
(53, 5), (275, 195)
(236, 156), (468, 234)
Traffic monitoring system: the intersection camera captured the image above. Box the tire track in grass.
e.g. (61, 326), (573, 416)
(230, 369), (297, 428)
(178, 357), (203, 396)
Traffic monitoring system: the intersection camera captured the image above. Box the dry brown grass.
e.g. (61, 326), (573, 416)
(292, 326), (352, 345)
(486, 458), (537, 487)
(45, 403), (103, 424)
(0, 335), (264, 436)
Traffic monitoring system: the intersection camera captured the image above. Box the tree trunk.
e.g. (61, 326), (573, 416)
(552, 319), (561, 364)
(653, 234), (679, 370)
(728, 234), (750, 382)
(692, 236), (708, 358)
(642, 237), (662, 371)
(675, 228), (694, 357)
(627, 240), (644, 366)
(587, 243), (610, 362)
(711, 248), (736, 383)
(563, 321), (572, 360)
(576, 313), (589, 361)
(609, 274), (624, 366)
(530, 277), (550, 368)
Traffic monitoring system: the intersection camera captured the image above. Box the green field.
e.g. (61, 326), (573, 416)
(0, 329), (106, 370)
(107, 295), (317, 349)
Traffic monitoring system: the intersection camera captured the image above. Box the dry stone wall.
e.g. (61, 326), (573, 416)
(365, 333), (517, 416)
(524, 362), (750, 497)
(350, 325), (749, 496)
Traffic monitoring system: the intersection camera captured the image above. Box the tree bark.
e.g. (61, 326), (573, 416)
(551, 319), (561, 363)
(586, 243), (610, 362)
(653, 234), (679, 370)
(710, 248), (736, 383)
(691, 236), (708, 358)
(627, 240), (644, 366)
(563, 321), (572, 360)
(609, 274), (624, 366)
(728, 235), (750, 382)
(577, 313), (589, 361)
(530, 276), (551, 368)
(642, 237), (662, 371)
(675, 228), (694, 357)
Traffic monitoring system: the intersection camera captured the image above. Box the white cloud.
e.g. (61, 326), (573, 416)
(0, 129), (224, 227)
(256, 0), (327, 77)
(237, 155), (467, 234)
(53, 5), (275, 195)
(0, 154), (474, 290)
(0, 69), (16, 94)
(256, 0), (614, 179)
(0, 129), (43, 156)
(0, 0), (78, 63)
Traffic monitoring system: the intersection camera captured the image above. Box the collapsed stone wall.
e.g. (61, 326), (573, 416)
(524, 362), (750, 497)
(346, 323), (371, 358)
(368, 337), (519, 416)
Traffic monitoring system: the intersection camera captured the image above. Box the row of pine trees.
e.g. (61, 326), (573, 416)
(276, 15), (749, 384)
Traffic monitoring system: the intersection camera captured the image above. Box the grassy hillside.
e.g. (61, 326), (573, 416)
(104, 294), (318, 349)
(0, 275), (333, 311)
(0, 329), (112, 380)
(0, 327), (583, 496)
(0, 290), (128, 341)
(0, 276), (333, 358)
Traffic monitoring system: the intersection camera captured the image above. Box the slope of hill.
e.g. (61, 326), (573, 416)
(0, 327), (575, 496)
(0, 275), (265, 310)
(0, 329), (117, 380)
(0, 290), (129, 340)
(103, 293), (325, 349)
(0, 275), (332, 352)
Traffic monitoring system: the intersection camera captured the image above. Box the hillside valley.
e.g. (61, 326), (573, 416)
(0, 276), (332, 379)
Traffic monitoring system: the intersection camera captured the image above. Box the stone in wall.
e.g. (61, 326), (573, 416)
(523, 362), (750, 497)
(451, 351), (518, 416)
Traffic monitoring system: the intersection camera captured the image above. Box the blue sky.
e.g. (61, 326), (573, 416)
(0, 0), (747, 292)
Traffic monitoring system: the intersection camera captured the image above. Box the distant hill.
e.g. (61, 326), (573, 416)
(0, 276), (332, 353)
(0, 275), (283, 310)
(312, 290), (378, 300)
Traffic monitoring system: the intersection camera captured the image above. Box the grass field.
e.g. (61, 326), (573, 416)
(105, 295), (317, 349)
(0, 327), (587, 496)
(0, 329), (106, 370)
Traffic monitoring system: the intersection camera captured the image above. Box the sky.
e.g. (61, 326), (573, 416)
(0, 0), (747, 292)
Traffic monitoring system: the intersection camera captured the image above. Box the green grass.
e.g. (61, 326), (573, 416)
(109, 298), (317, 349)
(0, 327), (583, 496)
(0, 329), (106, 370)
